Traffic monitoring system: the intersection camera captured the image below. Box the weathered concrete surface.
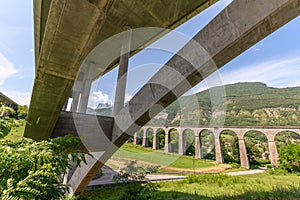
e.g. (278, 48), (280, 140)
(68, 1), (300, 194)
(51, 111), (114, 152)
(25, 0), (217, 140)
(25, 0), (115, 140)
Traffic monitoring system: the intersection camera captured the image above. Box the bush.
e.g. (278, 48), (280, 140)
(279, 144), (300, 173)
(113, 160), (158, 200)
(0, 136), (87, 199)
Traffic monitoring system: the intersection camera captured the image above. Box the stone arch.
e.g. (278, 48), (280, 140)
(198, 129), (215, 159)
(168, 128), (179, 153)
(134, 129), (143, 145)
(244, 130), (269, 166)
(154, 128), (165, 150)
(275, 130), (300, 149)
(220, 129), (240, 164)
(143, 127), (154, 147)
(182, 128), (195, 155)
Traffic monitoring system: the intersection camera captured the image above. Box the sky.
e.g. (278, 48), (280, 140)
(0, 0), (300, 107)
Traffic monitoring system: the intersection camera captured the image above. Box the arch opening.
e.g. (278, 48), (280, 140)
(220, 130), (240, 165)
(244, 130), (270, 166)
(275, 130), (300, 149)
(145, 128), (154, 147)
(168, 128), (179, 153)
(183, 129), (195, 156)
(200, 129), (215, 160)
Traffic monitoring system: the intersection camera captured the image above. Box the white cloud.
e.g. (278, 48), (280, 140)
(190, 56), (300, 94)
(0, 52), (18, 85)
(221, 57), (300, 87)
(88, 91), (111, 109)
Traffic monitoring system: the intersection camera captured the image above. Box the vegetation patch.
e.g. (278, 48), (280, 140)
(83, 173), (300, 200)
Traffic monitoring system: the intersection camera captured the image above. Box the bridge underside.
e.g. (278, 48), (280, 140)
(25, 0), (217, 140)
(27, 0), (300, 195)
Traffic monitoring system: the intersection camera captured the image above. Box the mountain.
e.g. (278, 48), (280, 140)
(89, 82), (300, 126)
(149, 82), (300, 126)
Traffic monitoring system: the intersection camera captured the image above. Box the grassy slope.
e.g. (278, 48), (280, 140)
(83, 173), (300, 200)
(112, 143), (216, 170)
(4, 122), (25, 141)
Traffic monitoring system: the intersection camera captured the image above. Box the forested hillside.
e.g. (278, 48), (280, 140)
(149, 82), (300, 126)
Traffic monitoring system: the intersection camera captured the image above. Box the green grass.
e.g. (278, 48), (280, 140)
(4, 122), (25, 141)
(115, 143), (215, 169)
(82, 173), (300, 200)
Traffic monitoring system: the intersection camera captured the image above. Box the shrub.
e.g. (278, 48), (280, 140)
(113, 160), (158, 200)
(279, 144), (300, 173)
(0, 136), (87, 199)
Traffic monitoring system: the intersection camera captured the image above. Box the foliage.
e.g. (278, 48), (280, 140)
(151, 82), (300, 126)
(16, 105), (29, 119)
(0, 135), (88, 199)
(278, 144), (300, 173)
(0, 105), (18, 139)
(83, 173), (300, 200)
(113, 160), (158, 200)
(0, 116), (16, 139)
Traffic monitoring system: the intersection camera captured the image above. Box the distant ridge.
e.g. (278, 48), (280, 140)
(89, 82), (300, 126)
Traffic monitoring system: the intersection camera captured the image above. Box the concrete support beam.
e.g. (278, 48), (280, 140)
(25, 0), (114, 140)
(62, 98), (69, 111)
(71, 72), (84, 112)
(79, 62), (95, 113)
(71, 92), (80, 112)
(68, 0), (300, 194)
(51, 111), (114, 152)
(113, 27), (132, 116)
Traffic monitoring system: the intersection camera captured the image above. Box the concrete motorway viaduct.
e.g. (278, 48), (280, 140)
(24, 0), (300, 195)
(135, 126), (300, 169)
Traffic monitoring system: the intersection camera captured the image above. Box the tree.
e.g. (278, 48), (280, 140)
(0, 105), (88, 199)
(279, 144), (300, 173)
(0, 136), (87, 199)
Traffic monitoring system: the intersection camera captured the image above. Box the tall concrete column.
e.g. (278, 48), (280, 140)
(71, 92), (80, 112)
(214, 130), (224, 163)
(142, 130), (148, 147)
(195, 134), (203, 159)
(78, 62), (95, 113)
(178, 130), (184, 155)
(71, 72), (84, 112)
(238, 138), (250, 168)
(113, 26), (132, 116)
(164, 130), (169, 153)
(152, 128), (159, 150)
(62, 98), (69, 111)
(268, 140), (279, 166)
(133, 132), (138, 145)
